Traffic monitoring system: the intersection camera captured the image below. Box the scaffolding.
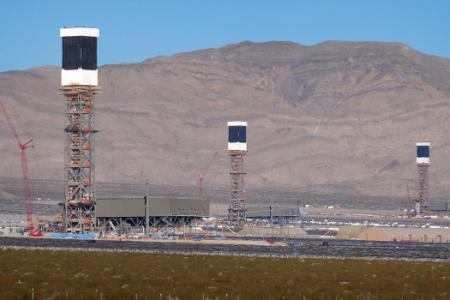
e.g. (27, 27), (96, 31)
(59, 85), (101, 232)
(228, 151), (246, 227)
(417, 163), (429, 215)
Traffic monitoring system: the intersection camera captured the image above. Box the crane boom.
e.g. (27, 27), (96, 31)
(0, 98), (22, 147)
(199, 151), (218, 198)
(0, 98), (41, 236)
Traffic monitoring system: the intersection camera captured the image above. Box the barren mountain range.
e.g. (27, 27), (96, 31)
(1, 41), (450, 205)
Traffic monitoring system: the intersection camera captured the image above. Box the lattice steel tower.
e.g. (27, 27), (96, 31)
(416, 142), (430, 216)
(227, 121), (247, 227)
(59, 27), (100, 232)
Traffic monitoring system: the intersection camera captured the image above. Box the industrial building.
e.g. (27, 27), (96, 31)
(96, 196), (209, 231)
(246, 206), (301, 224)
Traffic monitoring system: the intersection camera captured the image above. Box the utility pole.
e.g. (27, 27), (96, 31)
(145, 181), (149, 237)
(266, 190), (274, 227)
(270, 203), (273, 227)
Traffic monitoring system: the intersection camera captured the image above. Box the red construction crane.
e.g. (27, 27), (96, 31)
(0, 97), (42, 237)
(199, 151), (218, 198)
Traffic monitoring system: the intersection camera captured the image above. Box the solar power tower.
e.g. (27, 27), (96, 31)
(227, 121), (247, 227)
(416, 142), (430, 216)
(59, 27), (101, 232)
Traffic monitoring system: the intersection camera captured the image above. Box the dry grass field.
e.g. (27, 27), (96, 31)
(0, 248), (449, 299)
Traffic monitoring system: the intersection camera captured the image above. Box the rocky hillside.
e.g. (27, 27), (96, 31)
(1, 41), (450, 202)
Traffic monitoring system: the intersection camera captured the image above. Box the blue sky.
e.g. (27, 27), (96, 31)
(1, 1), (449, 72)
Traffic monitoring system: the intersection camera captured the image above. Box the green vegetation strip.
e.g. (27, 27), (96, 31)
(0, 248), (449, 299)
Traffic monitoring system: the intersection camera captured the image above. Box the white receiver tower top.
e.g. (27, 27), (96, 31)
(416, 142), (430, 164)
(228, 121), (247, 152)
(60, 27), (99, 86)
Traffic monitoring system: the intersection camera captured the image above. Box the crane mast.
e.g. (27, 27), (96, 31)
(0, 98), (41, 236)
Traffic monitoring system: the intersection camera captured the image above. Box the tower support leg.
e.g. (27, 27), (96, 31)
(60, 86), (100, 233)
(417, 163), (429, 216)
(228, 152), (246, 227)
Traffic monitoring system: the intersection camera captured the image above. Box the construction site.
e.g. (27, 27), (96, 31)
(0, 27), (449, 252)
(3, 1), (450, 297)
(0, 27), (306, 240)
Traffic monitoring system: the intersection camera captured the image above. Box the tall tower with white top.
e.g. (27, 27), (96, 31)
(227, 121), (247, 227)
(59, 27), (100, 232)
(416, 142), (430, 216)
